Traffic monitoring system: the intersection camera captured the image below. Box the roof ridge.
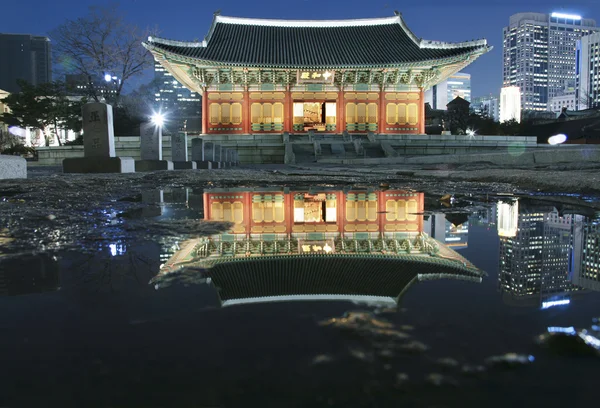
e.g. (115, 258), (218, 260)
(145, 36), (206, 47)
(214, 14), (402, 28)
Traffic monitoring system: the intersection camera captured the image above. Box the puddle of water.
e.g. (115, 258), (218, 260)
(1, 186), (599, 407)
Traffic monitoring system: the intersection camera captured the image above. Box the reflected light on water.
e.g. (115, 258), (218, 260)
(541, 299), (570, 309)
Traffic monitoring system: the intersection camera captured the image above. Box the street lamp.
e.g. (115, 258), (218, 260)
(104, 73), (112, 82)
(548, 134), (567, 145)
(152, 113), (165, 127)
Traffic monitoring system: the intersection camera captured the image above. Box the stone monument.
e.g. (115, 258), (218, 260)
(203, 142), (221, 169)
(63, 102), (135, 173)
(135, 122), (174, 171)
(0, 154), (27, 179)
(171, 132), (196, 169)
(191, 138), (212, 169)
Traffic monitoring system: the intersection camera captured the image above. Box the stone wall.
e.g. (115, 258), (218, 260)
(35, 133), (541, 166)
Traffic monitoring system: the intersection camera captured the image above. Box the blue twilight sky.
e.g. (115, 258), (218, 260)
(2, 0), (599, 97)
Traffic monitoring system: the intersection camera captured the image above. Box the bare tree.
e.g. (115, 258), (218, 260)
(579, 89), (596, 110)
(50, 5), (153, 104)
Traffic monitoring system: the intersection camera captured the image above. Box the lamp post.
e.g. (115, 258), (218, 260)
(152, 112), (165, 143)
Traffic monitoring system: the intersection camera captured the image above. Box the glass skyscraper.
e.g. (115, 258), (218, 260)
(154, 62), (202, 132)
(424, 72), (471, 110)
(503, 12), (597, 111)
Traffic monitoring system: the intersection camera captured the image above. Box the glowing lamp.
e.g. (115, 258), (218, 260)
(152, 113), (165, 127)
(104, 73), (112, 82)
(548, 134), (567, 145)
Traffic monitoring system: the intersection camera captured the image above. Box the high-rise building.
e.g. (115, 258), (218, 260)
(424, 72), (471, 110)
(0, 33), (52, 93)
(471, 95), (500, 121)
(572, 217), (600, 292)
(498, 201), (581, 307)
(65, 73), (116, 99)
(576, 32), (600, 109)
(153, 62), (201, 132)
(500, 86), (522, 122)
(503, 12), (597, 112)
(549, 94), (578, 113)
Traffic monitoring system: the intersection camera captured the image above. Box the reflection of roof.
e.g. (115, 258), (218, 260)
(144, 14), (490, 69)
(207, 253), (483, 306)
(153, 233), (484, 307)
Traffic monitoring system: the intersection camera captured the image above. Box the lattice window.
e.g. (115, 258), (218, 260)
(211, 201), (244, 223)
(209, 104), (220, 125)
(398, 103), (407, 124)
(386, 103), (418, 125)
(385, 199), (418, 221)
(346, 194), (377, 222)
(252, 195), (285, 223)
(407, 103), (418, 125)
(347, 103), (377, 124)
(209, 102), (242, 125)
(367, 103), (377, 123)
(250, 102), (284, 125)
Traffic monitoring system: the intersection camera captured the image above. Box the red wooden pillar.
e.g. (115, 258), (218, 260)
(244, 192), (252, 237)
(337, 89), (345, 133)
(417, 192), (425, 233)
(284, 86), (292, 133)
(203, 192), (210, 220)
(419, 88), (425, 134)
(243, 88), (250, 134)
(285, 192), (293, 235)
(379, 86), (386, 134)
(337, 191), (345, 237)
(201, 89), (208, 134)
(378, 190), (386, 237)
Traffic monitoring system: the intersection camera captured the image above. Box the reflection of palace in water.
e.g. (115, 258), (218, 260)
(155, 188), (484, 307)
(497, 199), (600, 308)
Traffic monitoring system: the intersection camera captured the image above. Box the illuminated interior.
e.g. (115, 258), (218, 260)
(293, 101), (336, 131)
(294, 193), (337, 223)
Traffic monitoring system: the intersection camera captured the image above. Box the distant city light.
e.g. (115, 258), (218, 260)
(551, 12), (582, 20)
(547, 326), (576, 334)
(548, 134), (567, 145)
(104, 73), (112, 82)
(541, 299), (570, 309)
(152, 113), (165, 127)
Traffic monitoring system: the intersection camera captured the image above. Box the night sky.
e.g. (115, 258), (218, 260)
(4, 0), (599, 97)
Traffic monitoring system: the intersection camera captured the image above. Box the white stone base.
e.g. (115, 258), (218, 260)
(63, 157), (135, 173)
(0, 155), (27, 179)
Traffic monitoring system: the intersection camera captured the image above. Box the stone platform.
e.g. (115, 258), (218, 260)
(135, 160), (174, 172)
(173, 161), (197, 170)
(63, 157), (135, 173)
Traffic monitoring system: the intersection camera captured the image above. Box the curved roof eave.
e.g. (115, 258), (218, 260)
(147, 13), (489, 51)
(144, 42), (491, 71)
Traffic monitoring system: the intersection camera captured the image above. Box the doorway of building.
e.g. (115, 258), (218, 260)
(293, 102), (336, 132)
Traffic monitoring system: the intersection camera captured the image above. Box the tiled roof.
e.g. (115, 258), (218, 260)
(206, 255), (482, 302)
(144, 15), (489, 68)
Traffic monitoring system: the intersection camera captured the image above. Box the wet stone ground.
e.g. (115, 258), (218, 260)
(0, 165), (599, 407)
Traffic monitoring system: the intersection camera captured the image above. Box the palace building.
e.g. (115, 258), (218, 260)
(143, 12), (491, 135)
(152, 188), (484, 307)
